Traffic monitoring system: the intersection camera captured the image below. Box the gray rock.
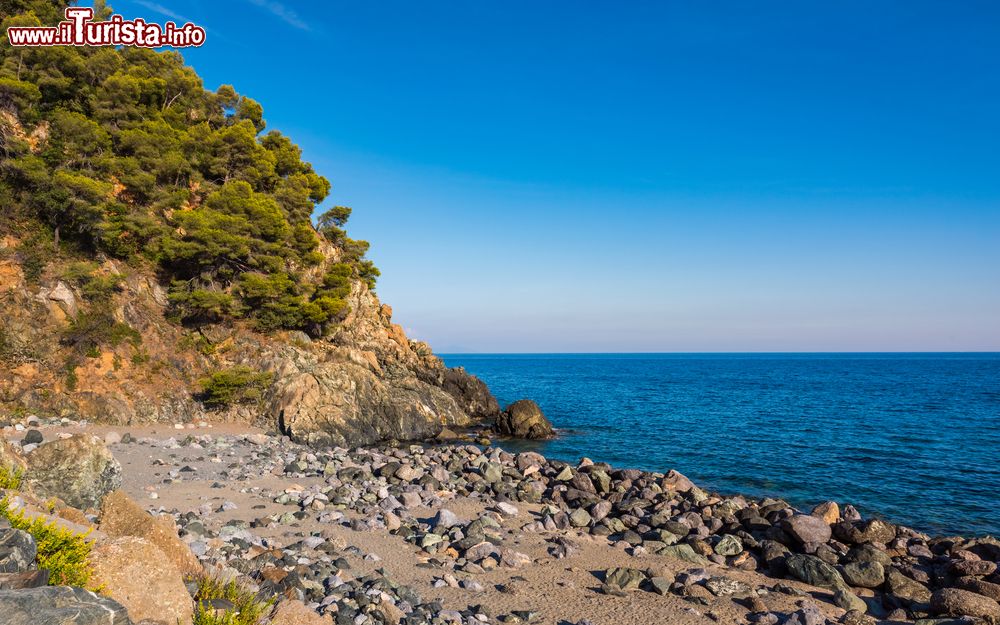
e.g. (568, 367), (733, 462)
(784, 603), (826, 625)
(931, 588), (1000, 619)
(432, 509), (462, 530)
(0, 569), (49, 589)
(0, 529), (36, 574)
(885, 568), (931, 607)
(25, 435), (122, 509)
(714, 534), (743, 556)
(495, 399), (554, 439)
(22, 430), (43, 445)
(785, 553), (846, 589)
(704, 576), (753, 598)
(834, 588), (868, 613)
(589, 500), (612, 522)
(0, 585), (132, 624)
(783, 514), (833, 545)
(649, 576), (672, 595)
(658, 543), (709, 566)
(569, 508), (592, 527)
(604, 567), (646, 591)
(841, 561), (885, 588)
(950, 559), (997, 577)
(846, 543), (892, 566)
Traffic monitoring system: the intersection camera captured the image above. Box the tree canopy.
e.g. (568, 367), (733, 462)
(0, 0), (378, 337)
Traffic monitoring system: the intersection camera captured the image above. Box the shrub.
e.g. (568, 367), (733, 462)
(64, 360), (79, 392)
(198, 366), (274, 408)
(192, 575), (273, 625)
(61, 309), (141, 355)
(0, 496), (95, 588)
(168, 286), (235, 325)
(0, 466), (23, 490)
(16, 231), (53, 284)
(61, 262), (125, 300)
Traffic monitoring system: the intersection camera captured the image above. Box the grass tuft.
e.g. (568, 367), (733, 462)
(192, 575), (273, 625)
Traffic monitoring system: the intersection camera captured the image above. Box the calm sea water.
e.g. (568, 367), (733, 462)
(440, 353), (1000, 537)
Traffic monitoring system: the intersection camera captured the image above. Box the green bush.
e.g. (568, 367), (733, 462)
(0, 466), (23, 490)
(61, 309), (141, 356)
(168, 286), (236, 324)
(192, 575), (273, 625)
(199, 366), (274, 408)
(0, 496), (96, 588)
(16, 231), (53, 284)
(61, 262), (125, 300)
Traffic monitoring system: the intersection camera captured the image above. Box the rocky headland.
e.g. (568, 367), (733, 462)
(2, 415), (1000, 625)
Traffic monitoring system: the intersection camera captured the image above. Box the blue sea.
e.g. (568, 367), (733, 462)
(440, 353), (1000, 537)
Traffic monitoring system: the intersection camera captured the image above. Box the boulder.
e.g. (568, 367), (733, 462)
(931, 588), (1000, 619)
(954, 577), (1000, 602)
(834, 519), (896, 545)
(263, 283), (499, 448)
(431, 509), (463, 530)
(659, 543), (709, 565)
(495, 399), (554, 439)
(785, 553), (845, 589)
(782, 514), (833, 545)
(705, 576), (754, 598)
(833, 588), (868, 613)
(662, 469), (696, 493)
(25, 435), (122, 509)
(714, 534), (744, 556)
(40, 281), (78, 318)
(0, 569), (49, 589)
(604, 567), (646, 591)
(0, 585), (131, 625)
(884, 568), (931, 608)
(0, 529), (36, 573)
(268, 356), (484, 447)
(90, 536), (193, 625)
(841, 561), (885, 588)
(951, 559), (998, 578)
(98, 490), (202, 576)
(811, 501), (840, 524)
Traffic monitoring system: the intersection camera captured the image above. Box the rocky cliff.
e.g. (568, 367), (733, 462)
(0, 7), (501, 447)
(0, 235), (499, 446)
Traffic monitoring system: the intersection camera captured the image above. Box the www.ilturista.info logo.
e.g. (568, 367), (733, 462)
(7, 7), (206, 48)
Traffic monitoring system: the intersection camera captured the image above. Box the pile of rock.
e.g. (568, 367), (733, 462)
(186, 431), (1000, 624)
(6, 422), (1000, 625)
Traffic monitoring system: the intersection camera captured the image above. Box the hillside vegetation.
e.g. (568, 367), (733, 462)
(0, 0), (378, 341)
(0, 1), (499, 443)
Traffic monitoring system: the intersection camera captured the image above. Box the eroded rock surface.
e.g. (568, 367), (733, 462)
(495, 399), (555, 439)
(0, 586), (132, 625)
(24, 435), (122, 509)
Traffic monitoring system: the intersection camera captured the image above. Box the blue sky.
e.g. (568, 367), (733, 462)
(100, 1), (999, 351)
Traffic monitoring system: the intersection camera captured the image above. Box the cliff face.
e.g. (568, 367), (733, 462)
(0, 235), (499, 446)
(0, 10), (502, 446)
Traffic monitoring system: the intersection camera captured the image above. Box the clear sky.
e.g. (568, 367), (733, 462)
(101, 1), (999, 352)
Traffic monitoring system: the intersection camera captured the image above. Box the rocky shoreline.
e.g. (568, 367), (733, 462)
(2, 416), (1000, 625)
